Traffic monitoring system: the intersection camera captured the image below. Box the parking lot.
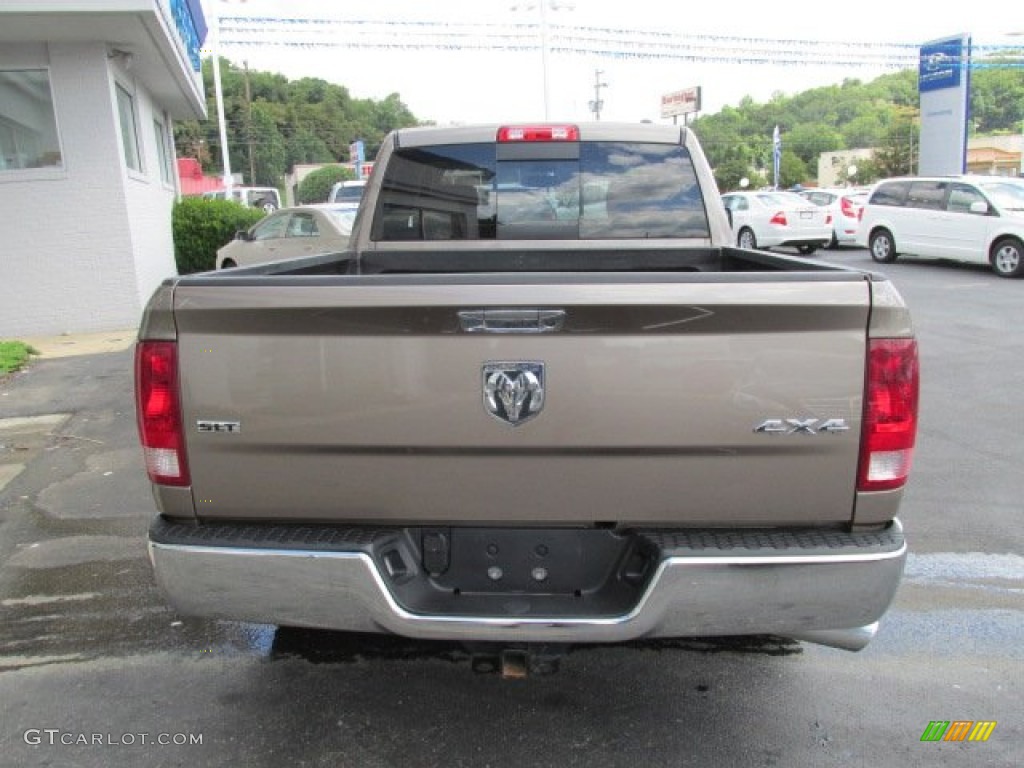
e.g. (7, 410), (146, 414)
(0, 247), (1020, 767)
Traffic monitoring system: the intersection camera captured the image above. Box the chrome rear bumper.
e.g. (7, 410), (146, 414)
(148, 519), (905, 651)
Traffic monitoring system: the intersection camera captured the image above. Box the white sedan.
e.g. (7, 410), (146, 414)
(216, 203), (358, 269)
(798, 188), (869, 248)
(721, 190), (832, 254)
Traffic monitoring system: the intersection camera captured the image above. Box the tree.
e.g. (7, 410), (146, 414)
(297, 165), (356, 204)
(713, 154), (755, 193)
(842, 114), (886, 150)
(174, 58), (422, 189)
(779, 151), (809, 189)
(873, 108), (919, 177)
(249, 102), (287, 186)
(848, 156), (884, 186)
(970, 59), (1024, 134)
(785, 123), (845, 168)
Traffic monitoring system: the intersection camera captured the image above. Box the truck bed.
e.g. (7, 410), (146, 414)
(197, 245), (863, 278)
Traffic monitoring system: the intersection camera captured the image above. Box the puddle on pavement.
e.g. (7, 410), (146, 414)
(903, 552), (1024, 594)
(264, 628), (802, 667)
(0, 414), (71, 493)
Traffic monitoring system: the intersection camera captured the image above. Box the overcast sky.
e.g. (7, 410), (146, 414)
(205, 0), (1022, 125)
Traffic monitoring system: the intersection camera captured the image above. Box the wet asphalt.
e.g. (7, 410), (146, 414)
(0, 248), (1020, 767)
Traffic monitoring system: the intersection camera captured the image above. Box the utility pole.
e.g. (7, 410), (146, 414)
(589, 69), (608, 121)
(909, 125), (916, 175)
(244, 60), (255, 185)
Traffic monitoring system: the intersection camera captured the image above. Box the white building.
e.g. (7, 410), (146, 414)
(816, 149), (877, 188)
(0, 0), (207, 338)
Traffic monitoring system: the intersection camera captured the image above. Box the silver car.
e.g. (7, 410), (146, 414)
(216, 203), (358, 269)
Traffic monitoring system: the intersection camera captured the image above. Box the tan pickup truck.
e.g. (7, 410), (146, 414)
(136, 122), (918, 664)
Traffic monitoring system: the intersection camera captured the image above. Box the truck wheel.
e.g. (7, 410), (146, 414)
(991, 237), (1023, 278)
(737, 228), (757, 250)
(797, 244), (818, 255)
(869, 229), (897, 263)
(220, 258), (237, 269)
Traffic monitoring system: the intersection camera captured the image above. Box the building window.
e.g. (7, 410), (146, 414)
(116, 83), (142, 173)
(0, 69), (63, 171)
(154, 117), (174, 185)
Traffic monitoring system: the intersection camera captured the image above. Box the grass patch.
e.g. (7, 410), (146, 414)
(0, 341), (38, 376)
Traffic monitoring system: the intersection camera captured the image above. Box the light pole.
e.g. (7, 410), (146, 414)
(210, 0), (251, 195)
(511, 2), (575, 120)
(538, 0), (550, 119)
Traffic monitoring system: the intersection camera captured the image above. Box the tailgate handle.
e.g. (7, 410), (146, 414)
(458, 309), (566, 334)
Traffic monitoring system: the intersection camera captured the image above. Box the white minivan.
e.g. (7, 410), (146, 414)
(202, 186), (281, 213)
(856, 176), (1024, 277)
(329, 179), (367, 204)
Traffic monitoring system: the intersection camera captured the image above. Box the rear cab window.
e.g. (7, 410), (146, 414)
(371, 139), (711, 242)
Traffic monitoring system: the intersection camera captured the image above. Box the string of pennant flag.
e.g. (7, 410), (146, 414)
(215, 16), (1024, 69)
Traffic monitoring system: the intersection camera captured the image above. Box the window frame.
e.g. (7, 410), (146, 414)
(153, 114), (174, 186)
(115, 81), (143, 175)
(0, 67), (65, 181)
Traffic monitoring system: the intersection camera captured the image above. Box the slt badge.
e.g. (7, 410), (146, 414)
(483, 362), (545, 426)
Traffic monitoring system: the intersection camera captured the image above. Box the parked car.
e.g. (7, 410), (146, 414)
(721, 190), (832, 254)
(329, 179), (367, 204)
(216, 203), (358, 269)
(798, 188), (868, 248)
(856, 176), (1024, 277)
(203, 186), (282, 213)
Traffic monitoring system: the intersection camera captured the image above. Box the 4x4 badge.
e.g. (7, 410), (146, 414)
(483, 362), (545, 426)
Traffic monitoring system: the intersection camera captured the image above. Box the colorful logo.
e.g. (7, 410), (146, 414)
(920, 721), (997, 742)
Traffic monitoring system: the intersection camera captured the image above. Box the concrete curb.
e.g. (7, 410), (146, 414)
(19, 330), (137, 360)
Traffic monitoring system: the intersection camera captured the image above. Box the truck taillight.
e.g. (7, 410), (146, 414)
(858, 338), (919, 492)
(135, 341), (190, 486)
(770, 211), (788, 226)
(497, 125), (580, 142)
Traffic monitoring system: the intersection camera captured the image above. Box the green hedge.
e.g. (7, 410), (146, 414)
(172, 197), (265, 274)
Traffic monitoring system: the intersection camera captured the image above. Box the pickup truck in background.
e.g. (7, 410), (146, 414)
(136, 122), (919, 670)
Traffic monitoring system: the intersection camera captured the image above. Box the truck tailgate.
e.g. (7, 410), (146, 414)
(173, 276), (871, 526)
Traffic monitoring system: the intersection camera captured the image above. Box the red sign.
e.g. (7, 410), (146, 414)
(660, 87), (702, 118)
